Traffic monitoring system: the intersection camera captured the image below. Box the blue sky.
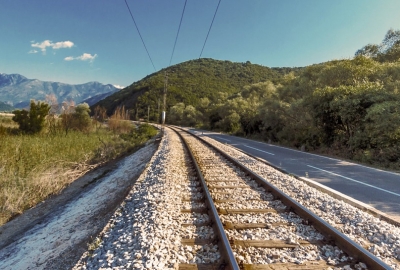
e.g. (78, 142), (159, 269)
(1, 0), (400, 88)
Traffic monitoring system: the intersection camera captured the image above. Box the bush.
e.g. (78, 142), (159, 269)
(72, 103), (92, 132)
(12, 100), (50, 134)
(108, 106), (132, 134)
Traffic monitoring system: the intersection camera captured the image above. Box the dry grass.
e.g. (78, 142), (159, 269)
(0, 113), (158, 226)
(0, 114), (17, 130)
(0, 130), (113, 225)
(108, 106), (132, 134)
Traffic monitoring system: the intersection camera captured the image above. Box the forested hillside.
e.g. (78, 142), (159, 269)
(95, 29), (400, 169)
(168, 29), (400, 169)
(92, 58), (301, 116)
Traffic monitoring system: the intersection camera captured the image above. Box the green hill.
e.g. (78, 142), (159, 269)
(92, 58), (301, 117)
(0, 101), (14, 112)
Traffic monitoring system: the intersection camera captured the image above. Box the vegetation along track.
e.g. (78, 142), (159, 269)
(171, 127), (394, 270)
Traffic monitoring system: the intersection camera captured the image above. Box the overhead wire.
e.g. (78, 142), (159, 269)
(124, 0), (157, 72)
(122, 0), (223, 125)
(169, 0), (188, 66)
(199, 0), (222, 59)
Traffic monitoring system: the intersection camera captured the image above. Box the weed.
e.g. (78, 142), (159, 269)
(88, 236), (102, 251)
(0, 123), (158, 225)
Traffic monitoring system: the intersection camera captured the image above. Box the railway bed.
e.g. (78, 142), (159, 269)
(73, 127), (399, 269)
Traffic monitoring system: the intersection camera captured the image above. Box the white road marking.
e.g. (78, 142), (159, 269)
(206, 133), (398, 177)
(242, 145), (275, 155)
(307, 165), (400, 197)
(215, 136), (231, 142)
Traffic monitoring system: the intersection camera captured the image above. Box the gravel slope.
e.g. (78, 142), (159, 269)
(74, 128), (187, 269)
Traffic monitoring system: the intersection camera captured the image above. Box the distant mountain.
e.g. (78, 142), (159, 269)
(93, 58), (303, 116)
(81, 89), (119, 106)
(0, 73), (120, 109)
(0, 101), (14, 112)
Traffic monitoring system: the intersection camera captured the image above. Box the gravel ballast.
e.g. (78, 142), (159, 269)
(76, 128), (399, 269)
(201, 135), (400, 269)
(0, 140), (158, 270)
(74, 128), (222, 269)
(3, 128), (398, 269)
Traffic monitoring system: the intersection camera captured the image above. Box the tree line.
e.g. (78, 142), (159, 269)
(92, 58), (300, 118)
(12, 98), (93, 135)
(168, 29), (400, 169)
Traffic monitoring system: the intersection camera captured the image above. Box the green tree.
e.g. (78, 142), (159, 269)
(364, 100), (400, 165)
(168, 102), (185, 125)
(225, 112), (241, 133)
(380, 29), (400, 62)
(12, 100), (50, 134)
(182, 105), (202, 127)
(355, 44), (380, 58)
(355, 29), (400, 63)
(72, 103), (92, 132)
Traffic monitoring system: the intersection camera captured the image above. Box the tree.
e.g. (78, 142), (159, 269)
(93, 105), (107, 130)
(355, 29), (400, 63)
(355, 44), (380, 59)
(60, 100), (75, 135)
(168, 103), (185, 125)
(364, 100), (400, 165)
(46, 94), (59, 135)
(197, 97), (211, 127)
(182, 105), (202, 127)
(220, 111), (241, 133)
(93, 105), (107, 123)
(12, 100), (50, 134)
(381, 29), (400, 53)
(72, 103), (91, 132)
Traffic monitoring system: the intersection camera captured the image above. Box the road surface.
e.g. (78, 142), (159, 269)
(189, 129), (400, 219)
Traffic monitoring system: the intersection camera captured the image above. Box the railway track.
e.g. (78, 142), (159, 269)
(172, 127), (392, 270)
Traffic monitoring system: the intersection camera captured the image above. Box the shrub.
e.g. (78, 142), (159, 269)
(72, 103), (92, 132)
(12, 100), (50, 134)
(108, 106), (132, 134)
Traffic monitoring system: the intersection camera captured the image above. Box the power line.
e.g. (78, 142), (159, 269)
(124, 0), (157, 72)
(199, 0), (222, 59)
(169, 0), (188, 66)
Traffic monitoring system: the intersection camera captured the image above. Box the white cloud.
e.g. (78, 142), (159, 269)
(113, 85), (125, 89)
(31, 40), (52, 52)
(64, 53), (98, 62)
(77, 53), (97, 61)
(31, 40), (74, 53)
(52, 41), (74, 49)
(28, 50), (38, 54)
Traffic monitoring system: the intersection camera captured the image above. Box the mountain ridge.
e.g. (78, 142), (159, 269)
(0, 73), (120, 109)
(93, 58), (303, 117)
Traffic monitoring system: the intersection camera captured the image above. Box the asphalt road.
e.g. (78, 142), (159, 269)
(188, 129), (400, 218)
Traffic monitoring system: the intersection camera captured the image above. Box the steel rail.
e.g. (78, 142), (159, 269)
(172, 127), (240, 270)
(177, 127), (392, 270)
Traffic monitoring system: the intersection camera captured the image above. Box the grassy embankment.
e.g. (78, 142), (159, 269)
(0, 114), (158, 225)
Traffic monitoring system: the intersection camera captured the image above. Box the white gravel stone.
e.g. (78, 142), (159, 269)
(69, 129), (400, 269)
(73, 129), (190, 269)
(202, 135), (400, 269)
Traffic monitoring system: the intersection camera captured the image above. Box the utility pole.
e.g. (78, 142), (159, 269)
(157, 98), (161, 129)
(147, 105), (150, 122)
(135, 103), (138, 121)
(162, 72), (168, 128)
